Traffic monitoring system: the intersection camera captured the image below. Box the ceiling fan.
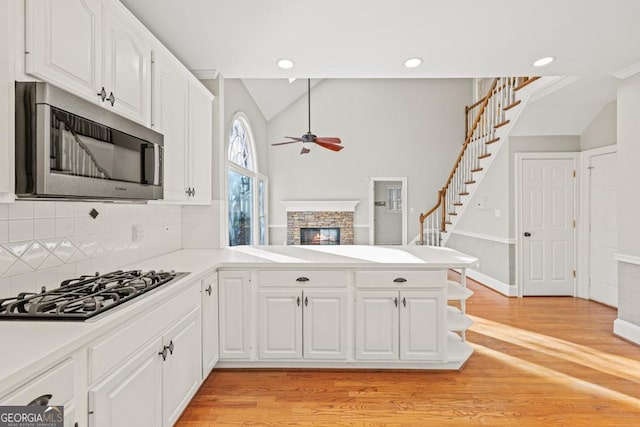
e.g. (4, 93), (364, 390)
(272, 79), (343, 155)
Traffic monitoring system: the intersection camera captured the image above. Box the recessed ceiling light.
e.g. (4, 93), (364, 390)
(404, 57), (423, 69)
(533, 56), (555, 67)
(277, 58), (294, 69)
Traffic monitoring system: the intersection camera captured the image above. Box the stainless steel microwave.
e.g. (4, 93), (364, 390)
(15, 82), (163, 200)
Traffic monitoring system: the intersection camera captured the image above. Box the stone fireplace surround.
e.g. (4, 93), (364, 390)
(282, 201), (359, 245)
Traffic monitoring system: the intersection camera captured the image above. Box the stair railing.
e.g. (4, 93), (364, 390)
(419, 77), (539, 245)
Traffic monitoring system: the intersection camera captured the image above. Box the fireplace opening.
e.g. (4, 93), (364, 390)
(300, 228), (340, 245)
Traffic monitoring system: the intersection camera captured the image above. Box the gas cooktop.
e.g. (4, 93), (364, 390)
(0, 270), (188, 321)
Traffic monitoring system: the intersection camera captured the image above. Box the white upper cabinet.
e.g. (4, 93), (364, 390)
(102, 8), (151, 124)
(25, 0), (151, 125)
(26, 0), (103, 102)
(187, 83), (213, 204)
(152, 52), (189, 201)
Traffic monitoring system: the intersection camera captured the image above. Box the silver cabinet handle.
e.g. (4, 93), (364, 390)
(159, 346), (168, 361)
(28, 394), (52, 406)
(402, 297), (407, 307)
(107, 92), (116, 106)
(168, 340), (174, 355)
(304, 296), (308, 306)
(394, 297), (398, 307)
(393, 278), (407, 284)
(297, 296), (301, 306)
(97, 87), (106, 102)
(296, 277), (310, 283)
(206, 284), (212, 296)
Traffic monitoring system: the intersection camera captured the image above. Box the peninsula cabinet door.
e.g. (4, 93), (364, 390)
(26, 0), (103, 101)
(258, 290), (302, 359)
(218, 271), (252, 359)
(399, 291), (446, 361)
(355, 292), (399, 360)
(303, 290), (348, 360)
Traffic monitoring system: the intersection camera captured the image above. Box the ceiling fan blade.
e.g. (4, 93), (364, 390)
(272, 141), (301, 146)
(315, 141), (344, 152)
(314, 137), (341, 144)
(284, 136), (305, 141)
(300, 147), (311, 155)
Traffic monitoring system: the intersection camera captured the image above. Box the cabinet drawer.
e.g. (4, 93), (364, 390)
(1, 358), (75, 406)
(88, 282), (200, 383)
(355, 270), (446, 288)
(259, 270), (348, 288)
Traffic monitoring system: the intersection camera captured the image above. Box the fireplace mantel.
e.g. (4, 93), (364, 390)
(282, 200), (360, 212)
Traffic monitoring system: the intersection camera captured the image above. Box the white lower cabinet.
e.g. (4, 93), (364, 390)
(0, 357), (79, 427)
(356, 290), (446, 361)
(201, 274), (219, 377)
(89, 295), (202, 427)
(218, 271), (252, 359)
(258, 290), (348, 360)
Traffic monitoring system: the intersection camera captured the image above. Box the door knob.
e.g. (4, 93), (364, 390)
(524, 232), (531, 237)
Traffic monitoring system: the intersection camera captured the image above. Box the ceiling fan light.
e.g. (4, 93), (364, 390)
(533, 56), (555, 67)
(404, 57), (423, 69)
(277, 58), (295, 69)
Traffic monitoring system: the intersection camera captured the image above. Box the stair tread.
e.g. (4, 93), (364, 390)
(465, 180), (476, 185)
(459, 192), (469, 196)
(478, 153), (491, 159)
(486, 137), (500, 145)
(494, 119), (511, 129)
(448, 212), (458, 216)
(470, 168), (483, 173)
(503, 100), (521, 111)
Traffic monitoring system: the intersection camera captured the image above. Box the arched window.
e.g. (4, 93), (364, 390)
(227, 114), (267, 246)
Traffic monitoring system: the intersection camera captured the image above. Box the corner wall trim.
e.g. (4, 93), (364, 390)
(450, 230), (516, 245)
(614, 253), (640, 266)
(613, 319), (640, 345)
(456, 268), (516, 297)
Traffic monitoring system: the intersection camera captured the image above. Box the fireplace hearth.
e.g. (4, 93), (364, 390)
(301, 228), (340, 245)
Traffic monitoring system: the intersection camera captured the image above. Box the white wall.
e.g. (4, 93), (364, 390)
(616, 73), (640, 331)
(267, 78), (472, 244)
(581, 101), (617, 151)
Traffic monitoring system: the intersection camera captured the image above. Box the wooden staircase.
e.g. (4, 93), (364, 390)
(418, 76), (541, 246)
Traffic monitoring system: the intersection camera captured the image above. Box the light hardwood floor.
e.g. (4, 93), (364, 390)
(178, 274), (640, 426)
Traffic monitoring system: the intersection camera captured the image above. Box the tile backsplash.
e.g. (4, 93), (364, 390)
(0, 201), (182, 298)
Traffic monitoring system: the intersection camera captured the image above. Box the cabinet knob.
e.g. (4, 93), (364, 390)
(159, 346), (168, 361)
(107, 92), (116, 106)
(206, 284), (212, 296)
(297, 296), (301, 306)
(394, 297), (398, 307)
(97, 87), (106, 102)
(28, 394), (52, 406)
(168, 340), (175, 355)
(524, 232), (531, 237)
(393, 278), (407, 284)
(402, 297), (407, 307)
(304, 296), (308, 307)
(296, 277), (310, 283)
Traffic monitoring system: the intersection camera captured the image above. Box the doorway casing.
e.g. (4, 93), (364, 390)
(368, 177), (408, 245)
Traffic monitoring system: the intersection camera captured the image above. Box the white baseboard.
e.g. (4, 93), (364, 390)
(463, 268), (517, 297)
(613, 318), (640, 345)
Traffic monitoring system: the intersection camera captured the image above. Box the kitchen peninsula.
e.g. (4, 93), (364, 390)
(0, 245), (477, 426)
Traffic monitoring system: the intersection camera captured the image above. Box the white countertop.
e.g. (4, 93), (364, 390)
(0, 245), (477, 394)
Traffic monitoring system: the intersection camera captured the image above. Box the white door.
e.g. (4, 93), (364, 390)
(153, 53), (189, 201)
(258, 290), (302, 359)
(187, 83), (213, 203)
(103, 9), (151, 124)
(162, 307), (202, 427)
(355, 292), (399, 360)
(26, 0), (103, 102)
(399, 291), (445, 361)
(89, 338), (163, 427)
(218, 271), (252, 359)
(589, 152), (618, 307)
(201, 274), (219, 376)
(372, 180), (404, 245)
(303, 291), (348, 360)
(521, 158), (576, 296)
